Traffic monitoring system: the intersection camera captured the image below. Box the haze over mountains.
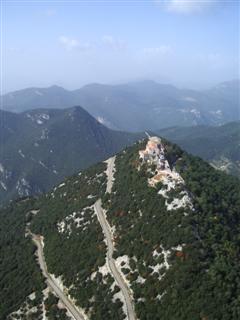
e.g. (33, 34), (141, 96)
(2, 79), (239, 131)
(0, 79), (239, 205)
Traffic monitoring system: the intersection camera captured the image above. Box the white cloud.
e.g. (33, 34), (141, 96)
(59, 36), (92, 52)
(59, 36), (80, 51)
(143, 45), (172, 56)
(102, 35), (127, 51)
(59, 34), (126, 52)
(156, 0), (213, 14)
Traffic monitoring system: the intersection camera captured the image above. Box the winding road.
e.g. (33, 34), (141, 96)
(30, 156), (135, 320)
(94, 156), (136, 320)
(31, 234), (86, 320)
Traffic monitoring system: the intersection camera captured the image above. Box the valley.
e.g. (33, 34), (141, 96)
(156, 121), (240, 178)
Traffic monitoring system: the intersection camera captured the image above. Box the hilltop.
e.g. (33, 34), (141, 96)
(1, 136), (239, 320)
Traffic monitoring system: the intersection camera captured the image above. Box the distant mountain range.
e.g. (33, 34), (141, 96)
(2, 79), (239, 131)
(0, 106), (142, 204)
(157, 121), (240, 178)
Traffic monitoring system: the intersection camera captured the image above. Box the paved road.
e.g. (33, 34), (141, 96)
(95, 157), (136, 320)
(94, 201), (136, 320)
(30, 156), (135, 320)
(32, 234), (86, 320)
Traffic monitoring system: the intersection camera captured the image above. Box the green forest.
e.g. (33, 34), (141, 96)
(103, 139), (240, 320)
(1, 138), (240, 320)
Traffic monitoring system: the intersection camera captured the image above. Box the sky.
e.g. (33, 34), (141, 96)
(1, 0), (239, 93)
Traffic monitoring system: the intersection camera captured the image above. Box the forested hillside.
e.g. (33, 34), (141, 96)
(0, 107), (142, 205)
(1, 137), (239, 320)
(0, 198), (45, 319)
(103, 139), (240, 319)
(1, 162), (125, 320)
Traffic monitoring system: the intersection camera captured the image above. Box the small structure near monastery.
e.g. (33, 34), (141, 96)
(139, 135), (193, 213)
(139, 136), (182, 187)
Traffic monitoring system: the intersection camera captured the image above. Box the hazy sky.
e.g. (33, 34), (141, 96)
(1, 0), (239, 93)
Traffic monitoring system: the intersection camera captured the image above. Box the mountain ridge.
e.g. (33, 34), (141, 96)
(1, 136), (239, 319)
(2, 79), (239, 131)
(0, 106), (143, 205)
(1, 106), (239, 205)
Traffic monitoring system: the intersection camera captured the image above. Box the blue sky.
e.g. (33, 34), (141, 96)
(2, 0), (239, 92)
